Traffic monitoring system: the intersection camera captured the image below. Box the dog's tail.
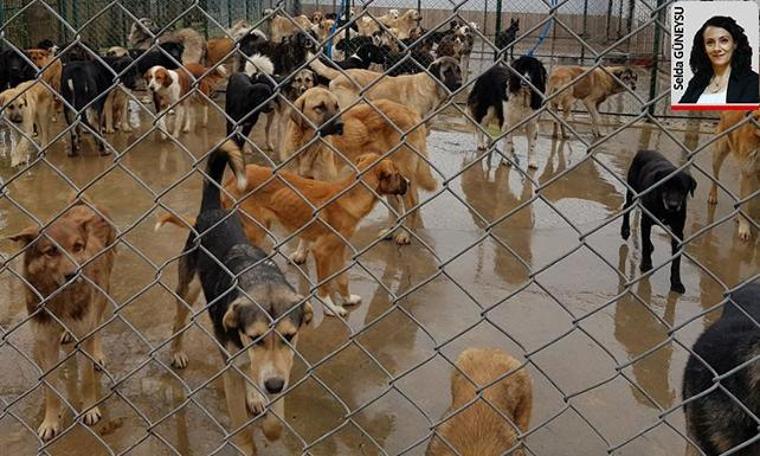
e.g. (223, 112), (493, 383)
(154, 213), (196, 231)
(200, 139), (247, 214)
(307, 52), (342, 80)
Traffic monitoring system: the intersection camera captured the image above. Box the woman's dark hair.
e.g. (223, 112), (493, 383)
(689, 16), (753, 78)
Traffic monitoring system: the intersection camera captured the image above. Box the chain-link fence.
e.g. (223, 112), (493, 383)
(0, 0), (758, 455)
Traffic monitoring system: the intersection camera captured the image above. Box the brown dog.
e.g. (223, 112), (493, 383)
(427, 348), (533, 456)
(282, 87), (438, 245)
(0, 79), (54, 167)
(547, 65), (638, 138)
(710, 110), (760, 241)
(267, 11), (312, 43)
(230, 154), (407, 317)
(7, 199), (116, 441)
(27, 48), (62, 121)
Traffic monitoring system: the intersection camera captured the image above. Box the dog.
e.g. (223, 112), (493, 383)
(426, 347), (533, 456)
(620, 150), (696, 294)
(383, 45), (435, 76)
(436, 33), (464, 61)
(225, 69), (276, 148)
(0, 48), (37, 90)
(27, 47), (62, 120)
(321, 42), (385, 70)
(282, 87), (438, 245)
(145, 63), (227, 139)
(0, 79), (54, 167)
(266, 11), (313, 43)
(496, 18), (520, 61)
(312, 18), (336, 43)
(238, 30), (315, 75)
(264, 68), (319, 152)
(392, 9), (423, 40)
(309, 55), (462, 119)
(61, 55), (139, 156)
(155, 140), (311, 454)
(467, 56), (547, 168)
(548, 65), (638, 138)
(128, 18), (205, 64)
(682, 281), (760, 456)
(6, 198), (116, 441)
(453, 22), (476, 77)
(709, 110), (760, 241)
(102, 85), (133, 134)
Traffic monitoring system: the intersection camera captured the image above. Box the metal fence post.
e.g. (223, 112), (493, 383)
(647, 0), (665, 118)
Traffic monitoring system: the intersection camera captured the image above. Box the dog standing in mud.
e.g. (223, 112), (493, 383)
(427, 347), (533, 456)
(7, 198), (116, 441)
(155, 140), (312, 454)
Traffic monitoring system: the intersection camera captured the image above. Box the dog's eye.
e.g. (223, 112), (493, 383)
(44, 247), (59, 257)
(313, 105), (323, 113)
(72, 242), (85, 253)
(282, 333), (295, 343)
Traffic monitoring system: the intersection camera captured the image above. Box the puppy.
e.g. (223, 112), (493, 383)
(548, 65), (638, 138)
(0, 79), (55, 167)
(620, 150), (697, 294)
(282, 87), (437, 245)
(683, 281), (760, 456)
(7, 198), (116, 441)
(709, 110), (760, 241)
(426, 347), (533, 456)
(156, 140), (311, 454)
(467, 56), (547, 168)
(145, 63), (227, 139)
(61, 55), (139, 155)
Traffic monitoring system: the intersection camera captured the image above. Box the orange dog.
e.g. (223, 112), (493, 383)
(27, 48), (62, 121)
(6, 199), (116, 441)
(710, 109), (760, 241)
(427, 347), (533, 456)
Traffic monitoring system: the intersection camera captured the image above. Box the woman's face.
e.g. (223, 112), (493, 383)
(703, 26), (736, 68)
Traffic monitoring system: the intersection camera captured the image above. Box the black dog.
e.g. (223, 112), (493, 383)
(322, 43), (384, 70)
(0, 48), (37, 90)
(620, 150), (696, 293)
(383, 47), (435, 76)
(127, 42), (184, 75)
(238, 30), (316, 75)
(225, 72), (276, 148)
(495, 18), (520, 60)
(60, 55), (139, 156)
(173, 140), (311, 451)
(683, 281), (760, 455)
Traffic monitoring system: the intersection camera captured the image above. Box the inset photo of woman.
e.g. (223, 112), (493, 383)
(671, 2), (759, 110)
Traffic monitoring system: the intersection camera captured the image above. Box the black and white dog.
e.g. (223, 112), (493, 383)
(620, 150), (696, 294)
(225, 70), (276, 148)
(238, 29), (317, 75)
(60, 55), (139, 156)
(683, 281), (760, 455)
(466, 55), (547, 168)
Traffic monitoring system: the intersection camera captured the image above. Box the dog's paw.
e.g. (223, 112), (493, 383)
(288, 249), (308, 265)
(707, 188), (718, 205)
(265, 141), (274, 151)
(322, 297), (348, 317)
(38, 417), (61, 441)
(262, 414), (282, 441)
(121, 125), (133, 133)
(393, 230), (411, 245)
(670, 282), (686, 294)
(82, 406), (101, 426)
(60, 332), (73, 345)
(621, 225), (630, 241)
(104, 127), (115, 134)
(499, 158), (512, 168)
(738, 220), (752, 241)
(246, 389), (266, 416)
(378, 228), (394, 241)
(528, 160), (538, 170)
(476, 142), (488, 151)
(171, 352), (189, 369)
(344, 294), (361, 306)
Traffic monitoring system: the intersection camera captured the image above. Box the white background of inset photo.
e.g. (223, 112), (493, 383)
(670, 1), (759, 103)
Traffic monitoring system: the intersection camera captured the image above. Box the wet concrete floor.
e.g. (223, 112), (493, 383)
(0, 100), (757, 455)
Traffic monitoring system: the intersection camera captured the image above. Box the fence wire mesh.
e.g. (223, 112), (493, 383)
(0, 0), (758, 455)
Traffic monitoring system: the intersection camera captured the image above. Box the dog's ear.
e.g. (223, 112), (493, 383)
(6, 225), (39, 245)
(689, 174), (697, 197)
(223, 302), (240, 330)
(290, 95), (307, 127)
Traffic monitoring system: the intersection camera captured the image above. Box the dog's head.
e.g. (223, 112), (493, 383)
(508, 56), (548, 110)
(289, 69), (316, 98)
(613, 67), (638, 92)
(655, 169), (697, 213)
(128, 18), (158, 47)
(145, 66), (172, 92)
(0, 89), (28, 124)
(7, 212), (99, 289)
(402, 9), (422, 24)
(290, 87), (343, 136)
(311, 11), (325, 24)
(313, 19), (335, 42)
(105, 46), (129, 58)
(355, 154), (408, 196)
(222, 284), (312, 395)
(27, 48), (53, 69)
(355, 43), (385, 65)
(429, 56), (463, 92)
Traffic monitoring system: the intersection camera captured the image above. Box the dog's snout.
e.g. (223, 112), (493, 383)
(334, 120), (344, 135)
(264, 377), (284, 394)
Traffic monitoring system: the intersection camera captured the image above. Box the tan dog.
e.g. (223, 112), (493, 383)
(547, 65), (638, 138)
(0, 79), (54, 167)
(392, 9), (423, 40)
(267, 11), (312, 43)
(309, 56), (463, 120)
(265, 68), (317, 153)
(103, 86), (132, 134)
(710, 110), (760, 241)
(427, 348), (533, 456)
(27, 48), (62, 121)
(282, 88), (438, 245)
(7, 198), (116, 441)
(312, 18), (336, 42)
